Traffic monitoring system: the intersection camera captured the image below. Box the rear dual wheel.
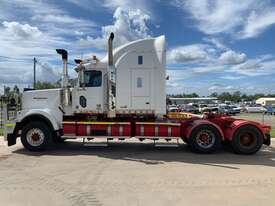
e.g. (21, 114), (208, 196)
(231, 125), (263, 154)
(189, 125), (222, 153)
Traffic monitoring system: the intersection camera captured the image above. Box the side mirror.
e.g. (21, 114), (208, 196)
(78, 65), (85, 87)
(74, 59), (82, 64)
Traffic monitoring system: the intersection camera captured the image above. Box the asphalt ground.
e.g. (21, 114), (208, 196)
(0, 136), (275, 206)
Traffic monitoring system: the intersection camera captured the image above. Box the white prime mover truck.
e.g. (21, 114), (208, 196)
(4, 33), (271, 154)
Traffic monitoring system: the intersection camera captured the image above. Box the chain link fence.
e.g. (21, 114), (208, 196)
(0, 97), (18, 130)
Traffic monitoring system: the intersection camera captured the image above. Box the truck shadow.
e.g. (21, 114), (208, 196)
(13, 141), (275, 169)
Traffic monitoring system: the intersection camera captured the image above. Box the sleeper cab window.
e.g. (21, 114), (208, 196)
(84, 70), (102, 87)
(137, 77), (142, 88)
(138, 55), (143, 65)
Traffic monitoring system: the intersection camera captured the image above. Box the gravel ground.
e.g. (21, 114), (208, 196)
(0, 137), (275, 206)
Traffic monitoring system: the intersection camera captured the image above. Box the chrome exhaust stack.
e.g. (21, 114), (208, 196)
(56, 49), (70, 107)
(108, 32), (114, 66)
(107, 32), (116, 117)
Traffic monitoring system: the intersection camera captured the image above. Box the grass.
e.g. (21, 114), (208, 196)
(270, 129), (275, 138)
(0, 128), (3, 136)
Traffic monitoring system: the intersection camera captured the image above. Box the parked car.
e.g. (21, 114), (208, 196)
(245, 104), (267, 113)
(230, 105), (241, 114)
(219, 105), (234, 115)
(198, 104), (208, 113)
(168, 105), (179, 112)
(265, 105), (275, 115)
(179, 104), (199, 114)
(201, 105), (219, 113)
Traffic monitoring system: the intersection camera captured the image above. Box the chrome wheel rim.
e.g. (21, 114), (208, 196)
(26, 128), (45, 147)
(195, 130), (215, 149)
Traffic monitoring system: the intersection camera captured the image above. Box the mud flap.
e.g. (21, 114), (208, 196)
(264, 134), (271, 146)
(7, 134), (17, 146)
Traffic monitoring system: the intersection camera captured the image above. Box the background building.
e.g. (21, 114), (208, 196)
(169, 97), (218, 105)
(256, 98), (275, 106)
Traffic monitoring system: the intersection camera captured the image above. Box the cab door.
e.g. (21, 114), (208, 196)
(73, 70), (104, 113)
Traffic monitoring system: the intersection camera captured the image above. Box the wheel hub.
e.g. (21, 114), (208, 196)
(240, 132), (256, 147)
(26, 128), (45, 147)
(196, 130), (215, 149)
(31, 133), (40, 141)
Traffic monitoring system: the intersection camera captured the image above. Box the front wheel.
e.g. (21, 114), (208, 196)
(21, 122), (52, 151)
(189, 125), (222, 153)
(231, 125), (263, 154)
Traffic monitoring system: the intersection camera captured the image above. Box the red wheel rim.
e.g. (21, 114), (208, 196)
(240, 132), (257, 147)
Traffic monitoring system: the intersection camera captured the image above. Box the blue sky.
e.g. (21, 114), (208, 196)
(1, 0), (275, 96)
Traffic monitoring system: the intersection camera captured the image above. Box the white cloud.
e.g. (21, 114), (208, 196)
(240, 9), (275, 39)
(172, 0), (255, 34)
(208, 84), (234, 91)
(66, 0), (152, 15)
(203, 37), (228, 51)
(77, 7), (151, 49)
(229, 56), (275, 77)
(220, 75), (244, 80)
(32, 14), (98, 37)
(172, 0), (275, 39)
(167, 44), (210, 64)
(74, 31), (84, 36)
(219, 50), (246, 65)
(0, 0), (65, 19)
(166, 81), (185, 94)
(33, 14), (96, 26)
(2, 21), (42, 39)
(167, 65), (224, 82)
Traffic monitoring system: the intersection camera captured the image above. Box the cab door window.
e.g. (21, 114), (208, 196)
(84, 70), (102, 87)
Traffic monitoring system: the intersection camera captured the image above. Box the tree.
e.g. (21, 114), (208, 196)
(232, 91), (241, 102)
(35, 81), (60, 89)
(4, 86), (10, 96)
(219, 92), (232, 101)
(210, 92), (218, 97)
(13, 85), (20, 94)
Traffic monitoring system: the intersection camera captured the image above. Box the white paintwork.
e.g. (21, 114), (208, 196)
(18, 89), (64, 130)
(102, 35), (166, 115)
(73, 35), (166, 115)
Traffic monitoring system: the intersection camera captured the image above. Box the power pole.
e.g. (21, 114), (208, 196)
(33, 57), (36, 89)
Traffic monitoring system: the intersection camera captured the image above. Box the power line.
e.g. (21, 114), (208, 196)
(0, 55), (32, 62)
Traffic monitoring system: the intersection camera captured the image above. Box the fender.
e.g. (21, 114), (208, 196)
(6, 108), (62, 147)
(183, 119), (225, 140)
(225, 119), (266, 140)
(18, 108), (62, 131)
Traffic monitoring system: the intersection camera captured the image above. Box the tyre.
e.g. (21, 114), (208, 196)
(231, 125), (263, 155)
(21, 122), (52, 151)
(189, 125), (222, 153)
